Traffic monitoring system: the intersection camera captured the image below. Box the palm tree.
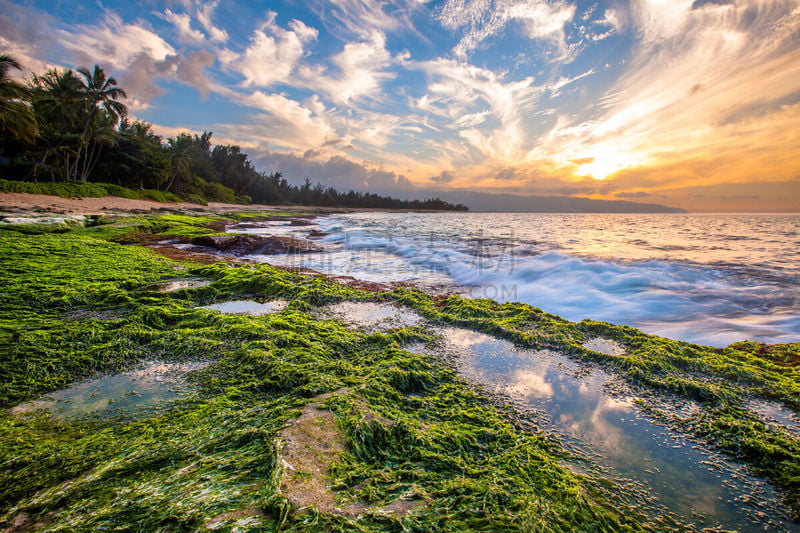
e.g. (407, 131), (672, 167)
(0, 54), (38, 143)
(73, 65), (127, 181)
(165, 135), (193, 193)
(31, 69), (84, 129)
(78, 110), (118, 181)
(30, 69), (84, 180)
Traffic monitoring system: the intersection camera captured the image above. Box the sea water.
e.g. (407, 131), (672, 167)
(235, 212), (800, 347)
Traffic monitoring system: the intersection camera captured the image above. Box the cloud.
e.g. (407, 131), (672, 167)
(117, 50), (217, 109)
(250, 149), (412, 192)
(414, 58), (542, 164)
(60, 12), (175, 69)
(315, 0), (423, 39)
(161, 0), (228, 44)
(163, 9), (205, 44)
(0, 0), (61, 74)
(297, 31), (395, 104)
(526, 0), (800, 189)
(430, 170), (456, 183)
(227, 14), (394, 105)
(234, 12), (318, 88)
(196, 0), (229, 42)
(614, 191), (652, 198)
(438, 0), (576, 58)
(233, 92), (336, 151)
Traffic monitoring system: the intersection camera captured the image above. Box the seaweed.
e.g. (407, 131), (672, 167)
(0, 217), (798, 531)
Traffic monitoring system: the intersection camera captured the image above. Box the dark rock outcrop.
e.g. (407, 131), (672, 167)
(308, 229), (328, 238)
(191, 234), (322, 256)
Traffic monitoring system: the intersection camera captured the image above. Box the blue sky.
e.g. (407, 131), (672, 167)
(2, 0), (799, 210)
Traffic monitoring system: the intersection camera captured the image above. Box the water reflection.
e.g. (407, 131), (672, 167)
(434, 327), (794, 531)
(322, 301), (425, 330)
(154, 278), (211, 292)
(10, 361), (207, 420)
(748, 398), (800, 438)
(583, 337), (626, 356)
(198, 299), (288, 315)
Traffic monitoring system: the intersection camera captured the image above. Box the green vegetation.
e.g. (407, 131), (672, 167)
(0, 228), (652, 531)
(0, 178), (183, 203)
(0, 215), (798, 531)
(0, 55), (467, 211)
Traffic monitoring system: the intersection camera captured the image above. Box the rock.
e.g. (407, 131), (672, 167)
(191, 234), (322, 256)
(289, 219), (315, 226)
(308, 229), (328, 238)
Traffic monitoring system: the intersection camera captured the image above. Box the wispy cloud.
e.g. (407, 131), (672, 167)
(438, 0), (576, 59)
(4, 0), (799, 210)
(532, 0), (800, 190)
(314, 0), (424, 39)
(231, 12), (318, 88)
(297, 30), (395, 104)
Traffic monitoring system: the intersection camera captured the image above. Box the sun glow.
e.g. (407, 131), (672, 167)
(576, 149), (637, 180)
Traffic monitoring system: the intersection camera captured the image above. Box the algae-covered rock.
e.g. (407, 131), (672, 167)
(191, 234), (322, 255)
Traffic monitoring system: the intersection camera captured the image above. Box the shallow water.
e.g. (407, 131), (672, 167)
(415, 327), (795, 531)
(321, 301), (426, 330)
(10, 361), (207, 420)
(154, 278), (211, 292)
(582, 337), (627, 356)
(236, 212), (800, 346)
(748, 398), (800, 439)
(198, 299), (288, 315)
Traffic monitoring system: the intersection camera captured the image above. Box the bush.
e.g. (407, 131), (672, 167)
(181, 193), (208, 206)
(0, 179), (181, 203)
(203, 181), (237, 204)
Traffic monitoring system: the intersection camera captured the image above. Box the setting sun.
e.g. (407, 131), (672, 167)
(575, 148), (637, 180)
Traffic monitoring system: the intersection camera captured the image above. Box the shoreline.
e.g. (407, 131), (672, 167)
(0, 191), (467, 218)
(0, 210), (798, 530)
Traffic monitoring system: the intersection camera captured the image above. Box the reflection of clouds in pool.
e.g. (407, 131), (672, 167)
(505, 370), (554, 398)
(583, 337), (626, 356)
(198, 299), (288, 315)
(10, 361), (208, 419)
(322, 301), (425, 330)
(429, 325), (792, 530)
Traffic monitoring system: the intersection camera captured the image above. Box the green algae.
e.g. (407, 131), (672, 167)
(0, 217), (798, 530)
(388, 290), (800, 520)
(0, 230), (656, 531)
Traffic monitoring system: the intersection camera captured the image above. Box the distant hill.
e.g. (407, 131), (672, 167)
(406, 190), (687, 213)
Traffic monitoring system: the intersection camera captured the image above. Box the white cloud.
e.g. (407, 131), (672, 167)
(196, 0), (228, 43)
(234, 12), (318, 88)
(236, 92), (336, 151)
(317, 0), (423, 39)
(298, 31), (394, 104)
(438, 0), (576, 58)
(163, 9), (205, 44)
(60, 12), (175, 69)
(161, 0), (228, 45)
(529, 0), (800, 184)
(418, 58), (539, 126)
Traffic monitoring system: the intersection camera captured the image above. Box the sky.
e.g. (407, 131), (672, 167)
(2, 0), (799, 211)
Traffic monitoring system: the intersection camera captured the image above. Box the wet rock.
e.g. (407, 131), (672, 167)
(289, 219), (315, 226)
(308, 229), (328, 238)
(191, 234), (322, 256)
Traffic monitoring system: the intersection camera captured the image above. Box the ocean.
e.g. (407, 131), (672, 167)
(237, 212), (800, 347)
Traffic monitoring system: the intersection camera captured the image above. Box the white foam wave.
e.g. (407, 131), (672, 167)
(315, 218), (800, 346)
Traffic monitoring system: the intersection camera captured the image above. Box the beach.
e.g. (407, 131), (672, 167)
(1, 205), (798, 531)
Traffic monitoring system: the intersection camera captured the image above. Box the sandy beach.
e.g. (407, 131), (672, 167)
(0, 192), (300, 216)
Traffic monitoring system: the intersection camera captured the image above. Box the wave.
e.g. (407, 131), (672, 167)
(316, 217), (800, 347)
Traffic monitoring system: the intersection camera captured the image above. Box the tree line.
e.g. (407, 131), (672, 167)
(0, 55), (467, 210)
